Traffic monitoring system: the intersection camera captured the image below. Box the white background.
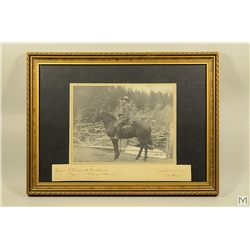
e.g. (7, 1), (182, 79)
(0, 0), (250, 250)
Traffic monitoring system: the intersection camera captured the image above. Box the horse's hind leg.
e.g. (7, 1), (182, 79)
(136, 141), (143, 160)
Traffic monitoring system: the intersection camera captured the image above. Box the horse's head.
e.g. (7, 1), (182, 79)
(93, 109), (117, 127)
(93, 109), (103, 122)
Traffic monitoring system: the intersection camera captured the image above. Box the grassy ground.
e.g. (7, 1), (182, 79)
(73, 145), (167, 162)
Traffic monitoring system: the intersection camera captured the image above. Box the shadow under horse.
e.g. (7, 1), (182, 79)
(95, 110), (153, 161)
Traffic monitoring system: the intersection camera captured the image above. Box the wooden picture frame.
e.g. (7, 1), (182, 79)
(27, 52), (219, 196)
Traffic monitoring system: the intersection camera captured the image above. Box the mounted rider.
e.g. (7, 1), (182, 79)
(113, 96), (132, 139)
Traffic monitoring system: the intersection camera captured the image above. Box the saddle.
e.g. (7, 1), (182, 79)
(120, 120), (135, 130)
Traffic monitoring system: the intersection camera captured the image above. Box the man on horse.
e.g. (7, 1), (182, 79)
(113, 96), (132, 139)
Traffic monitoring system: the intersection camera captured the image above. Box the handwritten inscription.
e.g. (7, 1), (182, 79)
(52, 164), (191, 181)
(157, 168), (187, 177)
(55, 166), (121, 180)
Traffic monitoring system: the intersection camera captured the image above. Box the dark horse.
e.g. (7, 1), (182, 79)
(95, 110), (152, 161)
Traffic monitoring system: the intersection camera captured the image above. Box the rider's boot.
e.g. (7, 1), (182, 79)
(112, 127), (119, 140)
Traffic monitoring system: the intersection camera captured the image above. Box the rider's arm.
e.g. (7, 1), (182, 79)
(123, 105), (131, 119)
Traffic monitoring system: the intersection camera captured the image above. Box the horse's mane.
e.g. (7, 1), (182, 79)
(102, 111), (117, 122)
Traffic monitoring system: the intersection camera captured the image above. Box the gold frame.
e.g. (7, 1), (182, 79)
(27, 52), (219, 196)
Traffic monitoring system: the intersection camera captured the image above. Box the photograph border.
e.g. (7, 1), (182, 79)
(27, 52), (219, 196)
(69, 83), (177, 164)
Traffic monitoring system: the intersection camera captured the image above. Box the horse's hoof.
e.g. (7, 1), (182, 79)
(143, 158), (148, 161)
(136, 157), (139, 160)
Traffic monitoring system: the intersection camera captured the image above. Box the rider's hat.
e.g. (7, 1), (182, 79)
(122, 96), (129, 101)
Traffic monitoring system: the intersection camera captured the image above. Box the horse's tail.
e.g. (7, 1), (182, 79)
(147, 127), (153, 145)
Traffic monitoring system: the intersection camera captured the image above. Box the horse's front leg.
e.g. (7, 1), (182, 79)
(111, 138), (120, 160)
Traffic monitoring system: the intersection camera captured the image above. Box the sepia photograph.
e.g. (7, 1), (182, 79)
(70, 83), (176, 163)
